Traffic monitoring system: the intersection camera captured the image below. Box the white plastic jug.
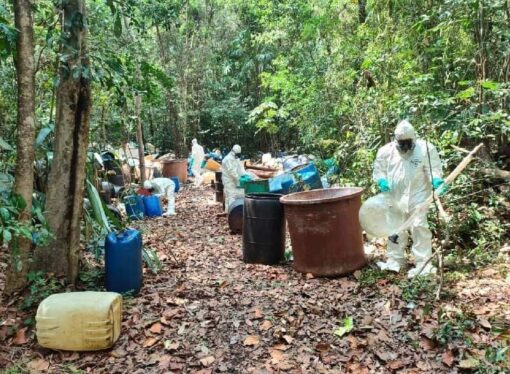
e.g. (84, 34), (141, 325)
(36, 291), (122, 351)
(359, 193), (405, 237)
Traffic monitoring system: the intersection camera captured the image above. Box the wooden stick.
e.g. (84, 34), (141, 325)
(392, 143), (484, 235)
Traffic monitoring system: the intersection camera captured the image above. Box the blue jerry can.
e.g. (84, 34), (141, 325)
(105, 229), (143, 295)
(143, 195), (163, 217)
(123, 195), (145, 220)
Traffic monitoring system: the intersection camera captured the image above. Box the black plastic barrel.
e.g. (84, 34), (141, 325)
(242, 193), (285, 264)
(228, 198), (244, 234)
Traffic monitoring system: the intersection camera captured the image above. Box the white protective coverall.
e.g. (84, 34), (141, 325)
(191, 139), (205, 187)
(144, 178), (176, 216)
(221, 145), (248, 213)
(372, 120), (443, 278)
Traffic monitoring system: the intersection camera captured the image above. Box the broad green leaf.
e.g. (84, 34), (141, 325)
(35, 125), (54, 146)
(480, 80), (499, 90)
(86, 180), (111, 233)
(0, 136), (12, 151)
(456, 87), (475, 100)
(333, 317), (354, 337)
(3, 229), (12, 243)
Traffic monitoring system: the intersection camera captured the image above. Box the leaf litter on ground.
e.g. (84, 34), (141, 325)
(0, 185), (509, 373)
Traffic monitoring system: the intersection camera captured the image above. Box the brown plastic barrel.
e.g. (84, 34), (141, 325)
(227, 198), (243, 234)
(161, 159), (188, 183)
(280, 188), (366, 276)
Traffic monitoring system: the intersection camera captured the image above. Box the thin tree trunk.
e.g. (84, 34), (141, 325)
(135, 94), (146, 183)
(35, 0), (91, 283)
(156, 24), (182, 156)
(358, 0), (367, 24)
(5, 0), (36, 294)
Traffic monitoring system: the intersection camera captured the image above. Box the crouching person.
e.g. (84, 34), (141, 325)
(144, 178), (176, 216)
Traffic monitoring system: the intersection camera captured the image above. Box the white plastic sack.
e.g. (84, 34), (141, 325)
(359, 193), (405, 238)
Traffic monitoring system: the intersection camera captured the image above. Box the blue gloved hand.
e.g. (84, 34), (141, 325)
(432, 177), (449, 196)
(239, 174), (252, 184)
(432, 177), (444, 189)
(377, 178), (390, 193)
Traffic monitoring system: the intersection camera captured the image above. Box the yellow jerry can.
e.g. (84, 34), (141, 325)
(36, 291), (122, 351)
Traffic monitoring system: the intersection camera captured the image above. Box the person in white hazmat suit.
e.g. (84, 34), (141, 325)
(143, 178), (176, 216)
(373, 120), (445, 278)
(221, 145), (252, 213)
(191, 139), (205, 187)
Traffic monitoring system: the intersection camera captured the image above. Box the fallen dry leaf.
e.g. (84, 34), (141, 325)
(387, 360), (405, 370)
(375, 350), (397, 362)
(419, 336), (436, 350)
(282, 335), (294, 344)
(270, 349), (285, 363)
(150, 322), (163, 334)
(243, 335), (260, 346)
(315, 342), (331, 352)
(27, 358), (50, 371)
(442, 350), (455, 367)
(200, 356), (215, 366)
(459, 356), (480, 369)
(143, 337), (158, 348)
(260, 320), (272, 331)
(12, 328), (28, 345)
(252, 308), (263, 319)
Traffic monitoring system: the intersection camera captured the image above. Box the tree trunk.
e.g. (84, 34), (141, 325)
(35, 0), (91, 283)
(358, 0), (367, 24)
(135, 94), (146, 183)
(156, 24), (183, 156)
(5, 0), (36, 294)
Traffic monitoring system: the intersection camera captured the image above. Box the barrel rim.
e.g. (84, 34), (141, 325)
(280, 187), (364, 205)
(245, 193), (283, 200)
(160, 159), (187, 164)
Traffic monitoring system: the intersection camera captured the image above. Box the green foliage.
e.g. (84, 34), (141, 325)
(78, 264), (104, 290)
(21, 271), (62, 310)
(400, 277), (436, 304)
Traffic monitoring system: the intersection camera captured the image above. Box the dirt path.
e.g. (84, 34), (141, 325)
(1, 185), (509, 373)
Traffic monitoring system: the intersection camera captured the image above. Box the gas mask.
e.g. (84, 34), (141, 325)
(397, 139), (414, 153)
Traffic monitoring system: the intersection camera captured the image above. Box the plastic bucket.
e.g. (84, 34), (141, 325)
(243, 193), (285, 264)
(143, 195), (163, 217)
(280, 188), (366, 276)
(161, 159), (188, 183)
(105, 229), (143, 294)
(242, 179), (270, 193)
(123, 195), (145, 221)
(205, 159), (221, 172)
(227, 198), (244, 234)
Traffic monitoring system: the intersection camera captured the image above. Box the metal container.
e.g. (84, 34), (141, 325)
(280, 188), (366, 276)
(161, 159), (188, 183)
(227, 198), (244, 234)
(243, 193), (285, 264)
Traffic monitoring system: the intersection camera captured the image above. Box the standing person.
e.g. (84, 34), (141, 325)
(373, 120), (445, 278)
(191, 139), (205, 187)
(221, 145), (252, 213)
(144, 178), (176, 216)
